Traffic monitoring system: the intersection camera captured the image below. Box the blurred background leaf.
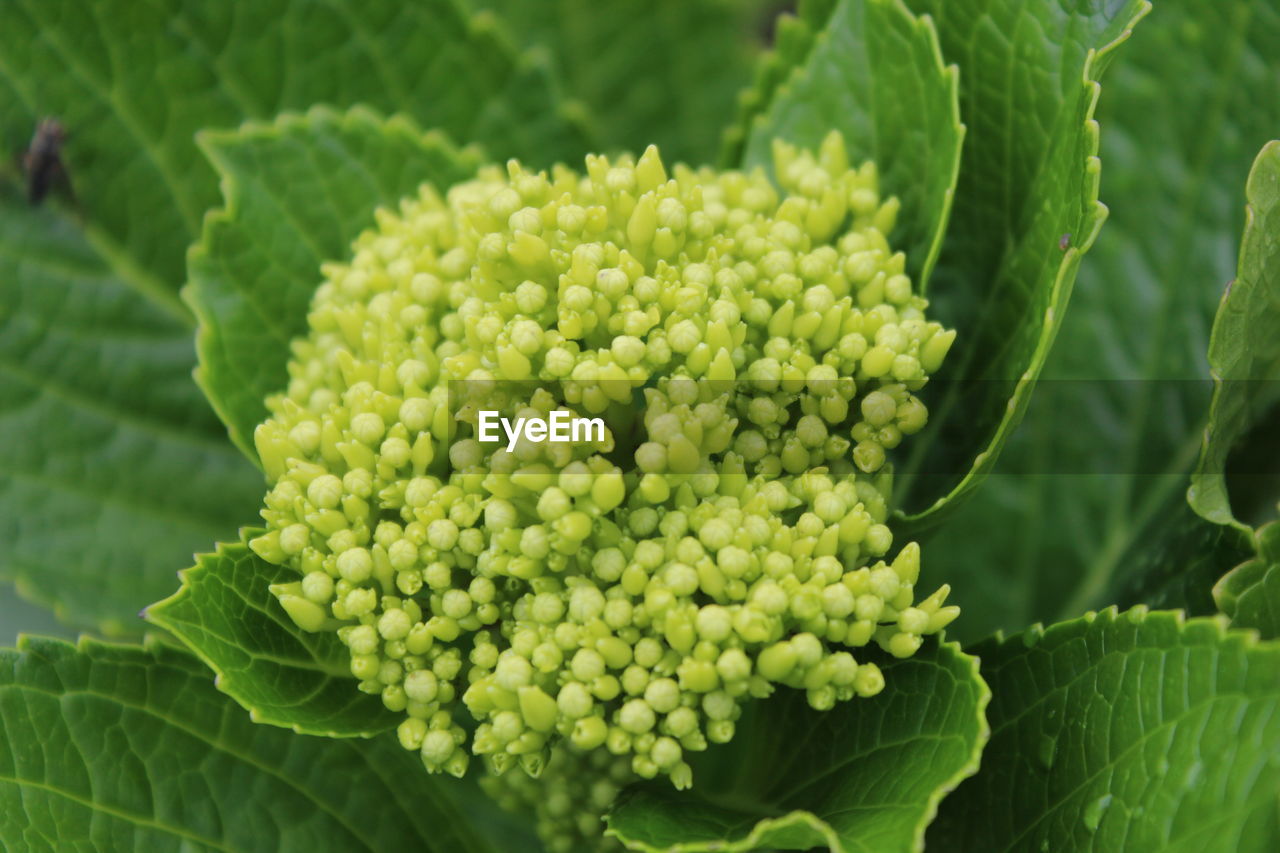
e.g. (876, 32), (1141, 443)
(476, 0), (777, 165)
(919, 0), (1280, 641)
(0, 193), (262, 636)
(0, 0), (591, 639)
(0, 0), (588, 309)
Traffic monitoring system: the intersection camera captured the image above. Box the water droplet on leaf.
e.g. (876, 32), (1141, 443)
(1037, 734), (1056, 768)
(1082, 794), (1112, 832)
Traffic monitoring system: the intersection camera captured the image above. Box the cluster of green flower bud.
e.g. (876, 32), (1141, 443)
(480, 745), (632, 853)
(249, 132), (959, 800)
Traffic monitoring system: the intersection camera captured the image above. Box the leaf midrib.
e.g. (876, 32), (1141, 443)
(0, 468), (240, 535)
(0, 359), (232, 452)
(0, 775), (233, 852)
(155, 591), (352, 680)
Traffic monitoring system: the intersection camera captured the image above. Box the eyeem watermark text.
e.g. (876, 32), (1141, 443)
(477, 410), (606, 452)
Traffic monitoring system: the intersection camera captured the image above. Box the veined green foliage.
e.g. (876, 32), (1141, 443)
(0, 635), (526, 852)
(146, 533), (400, 737)
(895, 0), (1151, 521)
(1216, 521), (1280, 639)
(187, 107), (483, 459)
(0, 194), (262, 635)
(930, 609), (1280, 853)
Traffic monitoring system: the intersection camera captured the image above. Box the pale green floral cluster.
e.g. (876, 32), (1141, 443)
(480, 745), (632, 853)
(248, 132), (958, 805)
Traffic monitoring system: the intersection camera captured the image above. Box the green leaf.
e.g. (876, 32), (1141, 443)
(0, 635), (506, 853)
(739, 0), (963, 290)
(929, 608), (1280, 852)
(0, 0), (587, 306)
(145, 533), (393, 737)
(1191, 140), (1280, 530)
(477, 0), (768, 165)
(606, 641), (989, 853)
(0, 194), (262, 635)
(1216, 520), (1280, 639)
(188, 106), (484, 459)
(895, 0), (1151, 521)
(916, 3), (1280, 638)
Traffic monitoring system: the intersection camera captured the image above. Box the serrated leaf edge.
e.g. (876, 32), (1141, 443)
(1214, 517), (1280, 626)
(970, 603), (1279, 663)
(183, 104), (484, 465)
(903, 6), (963, 294)
(900, 1), (1155, 528)
(144, 527), (392, 740)
(5, 631), (202, 673)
